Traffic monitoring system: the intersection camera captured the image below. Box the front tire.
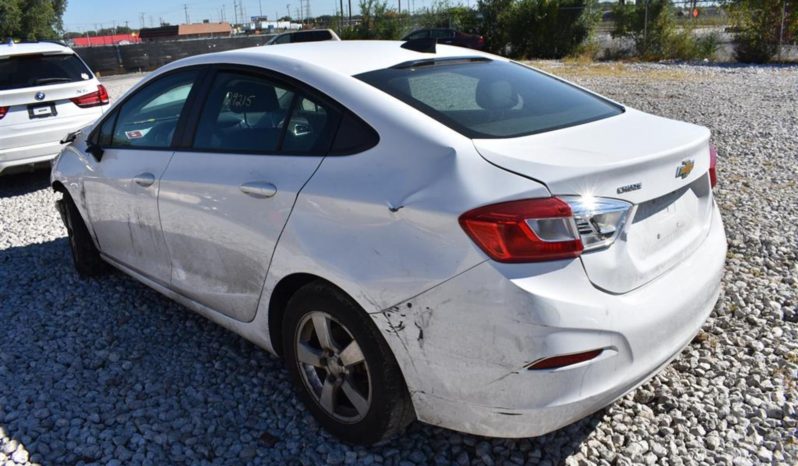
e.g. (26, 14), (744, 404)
(282, 282), (414, 445)
(61, 194), (108, 277)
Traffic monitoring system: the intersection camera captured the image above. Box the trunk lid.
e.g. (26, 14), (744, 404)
(473, 108), (715, 293)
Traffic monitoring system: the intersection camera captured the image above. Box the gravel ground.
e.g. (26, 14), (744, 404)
(1, 63), (796, 465)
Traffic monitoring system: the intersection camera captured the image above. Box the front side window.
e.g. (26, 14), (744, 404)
(0, 53), (93, 90)
(110, 70), (198, 148)
(357, 59), (623, 139)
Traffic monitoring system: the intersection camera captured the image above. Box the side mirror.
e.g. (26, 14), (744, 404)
(86, 143), (104, 161)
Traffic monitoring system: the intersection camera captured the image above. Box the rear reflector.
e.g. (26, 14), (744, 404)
(71, 84), (109, 108)
(709, 144), (718, 188)
(527, 349), (603, 370)
(0, 106), (7, 119)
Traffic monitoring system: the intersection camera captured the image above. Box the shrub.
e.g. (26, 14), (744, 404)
(478, 0), (600, 59)
(725, 0), (797, 63)
(612, 0), (719, 61)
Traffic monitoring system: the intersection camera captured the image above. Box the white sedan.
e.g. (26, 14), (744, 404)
(51, 40), (726, 444)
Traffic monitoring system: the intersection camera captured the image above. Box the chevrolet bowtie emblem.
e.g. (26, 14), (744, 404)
(675, 159), (695, 179)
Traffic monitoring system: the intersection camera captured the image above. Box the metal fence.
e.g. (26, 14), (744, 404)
(75, 36), (272, 76)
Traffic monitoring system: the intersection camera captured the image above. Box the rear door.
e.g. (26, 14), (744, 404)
(158, 67), (339, 321)
(83, 68), (202, 283)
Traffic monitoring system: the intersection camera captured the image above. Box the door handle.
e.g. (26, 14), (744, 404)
(240, 181), (277, 199)
(133, 172), (156, 187)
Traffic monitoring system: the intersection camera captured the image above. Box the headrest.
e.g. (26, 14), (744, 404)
(475, 79), (519, 111)
(225, 80), (279, 114)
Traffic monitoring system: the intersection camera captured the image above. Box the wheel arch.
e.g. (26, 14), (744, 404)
(268, 273), (337, 356)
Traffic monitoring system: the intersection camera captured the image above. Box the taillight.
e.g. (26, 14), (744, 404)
(71, 84), (109, 108)
(459, 196), (633, 263)
(459, 198), (583, 263)
(709, 144), (718, 188)
(0, 106), (7, 119)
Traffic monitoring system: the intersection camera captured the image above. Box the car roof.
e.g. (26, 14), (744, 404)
(0, 41), (74, 58)
(211, 40), (494, 77)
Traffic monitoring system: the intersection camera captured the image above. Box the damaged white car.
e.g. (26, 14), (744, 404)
(51, 40), (726, 444)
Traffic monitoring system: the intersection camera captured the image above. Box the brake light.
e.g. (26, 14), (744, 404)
(71, 84), (109, 108)
(0, 106), (7, 120)
(459, 198), (583, 263)
(478, 36), (485, 48)
(709, 144), (718, 188)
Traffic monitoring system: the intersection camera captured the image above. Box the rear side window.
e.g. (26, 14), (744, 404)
(281, 95), (338, 154)
(330, 112), (379, 155)
(111, 70), (198, 148)
(0, 54), (93, 90)
(357, 60), (623, 139)
(193, 71), (296, 153)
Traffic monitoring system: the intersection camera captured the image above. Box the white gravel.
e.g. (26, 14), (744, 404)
(0, 63), (796, 465)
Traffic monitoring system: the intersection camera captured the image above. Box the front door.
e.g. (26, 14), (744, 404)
(83, 69), (200, 283)
(158, 69), (339, 321)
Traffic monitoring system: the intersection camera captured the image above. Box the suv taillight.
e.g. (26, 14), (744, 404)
(71, 84), (109, 108)
(459, 196), (633, 263)
(0, 106), (8, 119)
(709, 144), (718, 188)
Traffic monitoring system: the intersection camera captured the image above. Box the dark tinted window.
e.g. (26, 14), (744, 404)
(357, 60), (623, 139)
(0, 53), (93, 90)
(281, 94), (338, 154)
(111, 70), (198, 148)
(193, 71), (295, 153)
(430, 29), (454, 39)
(293, 30), (332, 42)
(271, 34), (291, 44)
(330, 112), (379, 155)
(95, 110), (118, 146)
(404, 30), (429, 40)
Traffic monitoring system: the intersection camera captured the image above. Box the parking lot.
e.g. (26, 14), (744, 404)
(1, 62), (796, 465)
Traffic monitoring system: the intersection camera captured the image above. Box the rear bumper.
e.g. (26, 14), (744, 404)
(373, 203), (726, 438)
(0, 141), (64, 174)
(0, 112), (99, 174)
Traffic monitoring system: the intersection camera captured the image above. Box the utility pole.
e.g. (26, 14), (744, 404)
(348, 0), (352, 26)
(139, 12), (146, 28)
(259, 0), (264, 17)
(184, 4), (190, 24)
(778, 0), (787, 62)
(234, 0), (239, 25)
(340, 0), (344, 30)
(286, 3), (291, 19)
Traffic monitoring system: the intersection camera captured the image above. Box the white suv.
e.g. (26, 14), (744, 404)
(0, 41), (108, 175)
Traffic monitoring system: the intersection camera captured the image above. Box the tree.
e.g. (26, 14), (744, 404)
(725, 0), (796, 62)
(343, 0), (407, 39)
(0, 0), (68, 41)
(507, 0), (599, 59)
(613, 0), (676, 59)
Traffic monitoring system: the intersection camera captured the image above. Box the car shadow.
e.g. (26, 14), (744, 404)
(0, 238), (603, 465)
(0, 170), (51, 198)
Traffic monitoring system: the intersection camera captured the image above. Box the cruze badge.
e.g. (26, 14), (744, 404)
(617, 182), (642, 194)
(675, 159), (695, 179)
(35, 91), (46, 101)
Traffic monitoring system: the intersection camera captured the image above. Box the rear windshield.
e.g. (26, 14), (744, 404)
(356, 59), (623, 139)
(0, 53), (93, 91)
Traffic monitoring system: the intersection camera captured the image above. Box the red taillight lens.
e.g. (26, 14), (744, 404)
(709, 144), (718, 188)
(459, 198), (583, 263)
(71, 84), (109, 108)
(0, 106), (7, 119)
(527, 349), (603, 370)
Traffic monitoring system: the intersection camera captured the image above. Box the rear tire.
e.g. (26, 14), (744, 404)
(62, 194), (108, 277)
(282, 282), (415, 445)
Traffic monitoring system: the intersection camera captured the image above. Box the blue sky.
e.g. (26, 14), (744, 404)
(63, 0), (436, 32)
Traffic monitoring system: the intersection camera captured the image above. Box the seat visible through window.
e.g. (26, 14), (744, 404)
(193, 72), (294, 153)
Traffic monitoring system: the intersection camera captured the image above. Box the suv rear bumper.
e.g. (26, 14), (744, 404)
(0, 140), (65, 174)
(373, 202), (726, 438)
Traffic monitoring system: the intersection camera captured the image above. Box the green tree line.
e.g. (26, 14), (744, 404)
(0, 0), (68, 41)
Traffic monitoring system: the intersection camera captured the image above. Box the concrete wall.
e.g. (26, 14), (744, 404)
(75, 36), (273, 76)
